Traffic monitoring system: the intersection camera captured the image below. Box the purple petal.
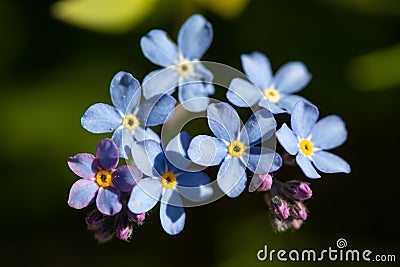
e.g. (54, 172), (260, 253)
(67, 153), (97, 179)
(96, 138), (119, 171)
(112, 165), (142, 192)
(68, 179), (99, 209)
(96, 187), (122, 216)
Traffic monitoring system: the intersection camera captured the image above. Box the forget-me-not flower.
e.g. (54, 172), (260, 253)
(276, 101), (351, 178)
(127, 132), (213, 235)
(68, 138), (142, 215)
(187, 102), (282, 198)
(81, 71), (176, 158)
(227, 51), (312, 114)
(140, 14), (214, 112)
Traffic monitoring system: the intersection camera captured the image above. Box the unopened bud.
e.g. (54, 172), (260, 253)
(115, 217), (133, 241)
(127, 210), (146, 224)
(272, 196), (289, 220)
(291, 219), (304, 230)
(288, 182), (312, 201)
(291, 202), (307, 220)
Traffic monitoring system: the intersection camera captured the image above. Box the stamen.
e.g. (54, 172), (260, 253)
(95, 170), (113, 188)
(122, 114), (139, 132)
(161, 171), (177, 189)
(175, 59), (194, 78)
(228, 141), (245, 157)
(299, 139), (313, 156)
(262, 88), (281, 103)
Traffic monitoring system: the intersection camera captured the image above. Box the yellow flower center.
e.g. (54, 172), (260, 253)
(95, 170), (113, 188)
(299, 139), (313, 156)
(262, 88), (281, 103)
(228, 141), (245, 157)
(122, 114), (139, 132)
(161, 171), (177, 189)
(175, 59), (194, 78)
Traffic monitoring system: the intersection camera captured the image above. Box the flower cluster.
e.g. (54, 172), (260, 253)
(67, 14), (350, 242)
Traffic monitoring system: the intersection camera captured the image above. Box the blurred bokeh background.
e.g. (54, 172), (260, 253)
(0, 0), (399, 266)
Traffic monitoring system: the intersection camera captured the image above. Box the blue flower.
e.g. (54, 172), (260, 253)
(67, 138), (142, 215)
(81, 71), (176, 158)
(127, 132), (213, 235)
(227, 51), (312, 114)
(187, 102), (282, 198)
(276, 101), (351, 178)
(140, 14), (214, 112)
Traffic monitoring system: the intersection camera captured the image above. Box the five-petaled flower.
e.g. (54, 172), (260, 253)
(67, 138), (142, 215)
(140, 14), (215, 112)
(187, 102), (282, 198)
(81, 71), (176, 158)
(127, 132), (213, 235)
(227, 51), (312, 114)
(276, 101), (351, 178)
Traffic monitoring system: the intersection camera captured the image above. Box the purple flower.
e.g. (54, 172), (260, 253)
(272, 196), (289, 220)
(249, 173), (273, 192)
(67, 138), (142, 215)
(287, 181), (312, 201)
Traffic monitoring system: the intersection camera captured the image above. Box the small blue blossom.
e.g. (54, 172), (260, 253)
(140, 14), (215, 112)
(67, 138), (142, 215)
(276, 101), (351, 178)
(81, 71), (176, 158)
(227, 51), (312, 114)
(187, 102), (282, 198)
(127, 132), (213, 235)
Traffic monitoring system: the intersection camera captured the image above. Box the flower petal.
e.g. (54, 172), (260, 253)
(81, 103), (122, 133)
(68, 179), (98, 209)
(178, 81), (210, 112)
(160, 189), (186, 235)
(96, 138), (119, 171)
(176, 171), (213, 202)
(296, 153), (321, 179)
(96, 187), (122, 216)
(194, 62), (214, 94)
(217, 158), (247, 198)
(240, 109), (276, 146)
(178, 14), (213, 59)
(291, 101), (319, 139)
(226, 78), (262, 107)
(137, 93), (176, 126)
(312, 151), (351, 174)
(111, 128), (133, 159)
(311, 115), (348, 150)
(165, 132), (192, 170)
(131, 140), (165, 177)
(278, 94), (309, 114)
(246, 147), (280, 174)
(258, 98), (285, 114)
(142, 68), (178, 99)
(140, 29), (178, 67)
(112, 165), (142, 192)
(110, 71), (141, 114)
(188, 135), (227, 166)
(241, 52), (273, 89)
(67, 153), (97, 179)
(273, 61), (311, 94)
(207, 102), (240, 141)
(127, 177), (163, 214)
(276, 123), (299, 155)
(134, 126), (161, 143)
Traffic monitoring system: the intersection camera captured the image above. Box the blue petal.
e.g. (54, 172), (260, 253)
(176, 171), (213, 202)
(276, 123), (299, 155)
(296, 153), (321, 179)
(178, 14), (213, 59)
(207, 102), (240, 141)
(240, 109), (276, 146)
(248, 153), (282, 192)
(68, 179), (98, 209)
(96, 138), (119, 171)
(217, 157), (247, 198)
(140, 29), (178, 67)
(67, 153), (97, 179)
(258, 98), (285, 114)
(194, 62), (214, 94)
(291, 101), (319, 139)
(278, 94), (309, 114)
(165, 132), (192, 170)
(110, 71), (141, 114)
(142, 68), (178, 99)
(160, 189), (186, 235)
(227, 78), (262, 107)
(178, 81), (210, 112)
(131, 140), (165, 177)
(112, 128), (134, 159)
(112, 165), (142, 192)
(241, 52), (273, 89)
(187, 135), (227, 166)
(134, 126), (161, 143)
(96, 187), (122, 216)
(127, 177), (163, 214)
(246, 147), (278, 174)
(312, 151), (351, 174)
(137, 94), (176, 126)
(81, 103), (122, 133)
(311, 115), (348, 150)
(272, 61), (311, 94)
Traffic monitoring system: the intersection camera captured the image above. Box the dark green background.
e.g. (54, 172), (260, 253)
(0, 0), (398, 266)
